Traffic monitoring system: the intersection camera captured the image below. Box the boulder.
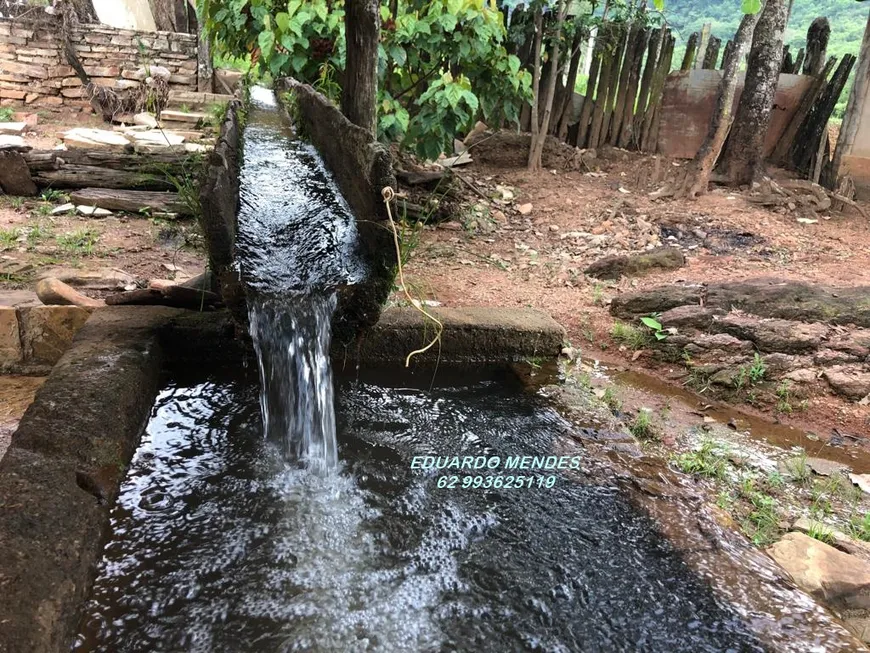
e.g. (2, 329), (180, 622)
(612, 278), (870, 328)
(36, 279), (104, 309)
(585, 246), (685, 281)
(768, 532), (870, 610)
(824, 366), (870, 401)
(712, 314), (828, 354)
(659, 305), (715, 330)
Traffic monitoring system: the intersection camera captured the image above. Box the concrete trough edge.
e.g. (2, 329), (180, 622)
(0, 304), (563, 652)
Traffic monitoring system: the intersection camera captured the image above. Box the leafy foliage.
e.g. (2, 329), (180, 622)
(198, 0), (532, 158)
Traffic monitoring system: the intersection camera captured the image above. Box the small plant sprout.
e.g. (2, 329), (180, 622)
(0, 107), (14, 122)
(629, 408), (657, 440)
(748, 353), (767, 384)
(640, 314), (668, 341)
(806, 521), (835, 546)
(673, 438), (730, 479)
(848, 513), (870, 542)
(782, 450), (812, 485)
(610, 321), (649, 350)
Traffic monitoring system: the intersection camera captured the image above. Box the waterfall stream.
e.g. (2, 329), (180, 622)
(248, 294), (338, 473)
(236, 87), (363, 472)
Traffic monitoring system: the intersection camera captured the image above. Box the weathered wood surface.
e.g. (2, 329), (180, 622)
(22, 149), (196, 190)
(772, 56), (837, 165)
(69, 188), (188, 215)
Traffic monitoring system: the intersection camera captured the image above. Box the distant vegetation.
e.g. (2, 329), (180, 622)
(660, 0), (869, 118)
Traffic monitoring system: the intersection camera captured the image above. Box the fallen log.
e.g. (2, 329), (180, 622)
(36, 278), (104, 308)
(105, 285), (221, 309)
(28, 166), (174, 191)
(22, 149), (199, 191)
(69, 188), (189, 215)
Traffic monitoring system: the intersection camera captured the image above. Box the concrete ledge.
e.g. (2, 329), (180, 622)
(348, 307), (566, 363)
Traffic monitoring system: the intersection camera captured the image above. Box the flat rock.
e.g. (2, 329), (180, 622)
(806, 457), (850, 477)
(36, 278), (104, 309)
(823, 366), (870, 401)
(0, 135), (30, 152)
(659, 305), (714, 330)
(517, 203), (533, 215)
(62, 128), (130, 150)
(0, 122), (26, 135)
(132, 112), (158, 128)
(586, 246), (685, 281)
(612, 278), (870, 328)
(851, 474), (870, 495)
(17, 305), (90, 366)
(128, 131), (185, 146)
(51, 203), (75, 215)
(768, 532), (870, 610)
(159, 109), (208, 124)
(713, 314), (828, 354)
(75, 205), (113, 217)
(0, 151), (37, 196)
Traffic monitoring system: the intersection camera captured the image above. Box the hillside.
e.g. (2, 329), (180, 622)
(660, 0), (869, 117)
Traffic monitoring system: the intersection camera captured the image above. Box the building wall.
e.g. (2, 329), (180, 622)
(93, 0), (158, 32)
(0, 16), (197, 108)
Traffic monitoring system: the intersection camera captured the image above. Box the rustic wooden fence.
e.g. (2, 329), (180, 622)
(568, 15), (851, 189)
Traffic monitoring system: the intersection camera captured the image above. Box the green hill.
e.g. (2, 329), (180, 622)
(660, 0), (868, 117)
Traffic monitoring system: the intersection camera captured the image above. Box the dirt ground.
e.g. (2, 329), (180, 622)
(0, 110), (207, 294)
(400, 146), (870, 441)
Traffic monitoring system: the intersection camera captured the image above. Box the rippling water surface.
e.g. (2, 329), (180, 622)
(72, 366), (856, 653)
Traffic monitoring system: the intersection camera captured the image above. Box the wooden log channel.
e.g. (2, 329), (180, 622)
(21, 149), (199, 191)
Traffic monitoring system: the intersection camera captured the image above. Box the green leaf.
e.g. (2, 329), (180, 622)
(640, 317), (663, 331)
(275, 11), (290, 32)
(257, 29), (275, 58)
(286, 0), (301, 18)
(741, 0), (762, 14)
(443, 83), (464, 108)
(652, 0), (664, 9)
(269, 52), (289, 75)
(389, 45), (407, 67)
(291, 54), (307, 73)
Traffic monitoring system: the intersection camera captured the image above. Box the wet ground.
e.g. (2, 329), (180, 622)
(73, 365), (858, 652)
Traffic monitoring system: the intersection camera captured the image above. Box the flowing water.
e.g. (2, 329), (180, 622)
(235, 87), (363, 471)
(73, 366), (856, 652)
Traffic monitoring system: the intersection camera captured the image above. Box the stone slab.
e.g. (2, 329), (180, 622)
(348, 307), (566, 363)
(0, 150), (37, 196)
(0, 305), (21, 368)
(17, 305), (91, 366)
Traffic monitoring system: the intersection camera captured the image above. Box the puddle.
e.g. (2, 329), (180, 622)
(614, 369), (870, 474)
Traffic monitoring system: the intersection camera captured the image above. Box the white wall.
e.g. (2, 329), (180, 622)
(93, 0), (157, 31)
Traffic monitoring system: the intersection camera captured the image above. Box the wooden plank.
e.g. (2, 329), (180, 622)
(68, 188), (189, 215)
(641, 32), (674, 152)
(29, 165), (176, 191)
(793, 54), (856, 174)
(647, 34), (676, 153)
(600, 23), (629, 145)
(634, 27), (664, 143)
(702, 36), (721, 69)
(587, 23), (615, 150)
(694, 23), (712, 70)
(617, 27), (650, 148)
(611, 23), (642, 149)
(771, 56), (837, 165)
(681, 32), (699, 71)
(574, 26), (604, 147)
(22, 149), (195, 173)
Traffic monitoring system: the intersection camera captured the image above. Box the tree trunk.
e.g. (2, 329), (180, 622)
(529, 2), (567, 171)
(69, 0), (97, 22)
(527, 9), (544, 169)
(831, 10), (870, 185)
(617, 27), (650, 148)
(342, 0), (380, 135)
(681, 12), (760, 198)
(702, 36), (721, 69)
(718, 0), (791, 186)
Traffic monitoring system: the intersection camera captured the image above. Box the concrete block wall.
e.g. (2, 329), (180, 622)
(0, 17), (197, 108)
(0, 304), (90, 372)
